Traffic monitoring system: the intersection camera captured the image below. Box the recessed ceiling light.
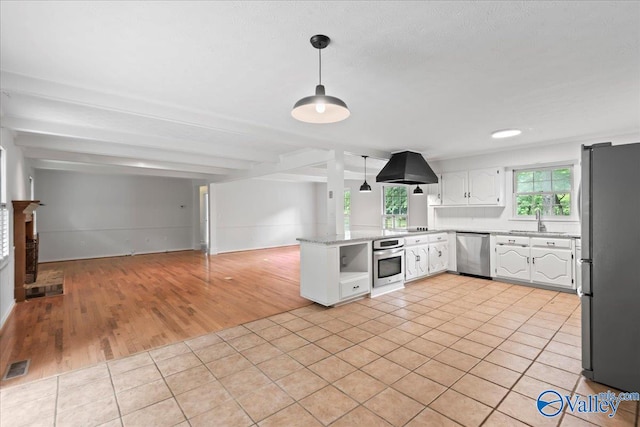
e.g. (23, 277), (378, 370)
(491, 129), (522, 139)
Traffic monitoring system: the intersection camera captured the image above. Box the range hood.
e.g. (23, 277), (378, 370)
(376, 151), (438, 185)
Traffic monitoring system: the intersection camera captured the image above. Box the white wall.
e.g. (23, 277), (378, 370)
(35, 170), (195, 262)
(210, 179), (317, 253)
(1, 128), (33, 328)
(427, 135), (639, 233)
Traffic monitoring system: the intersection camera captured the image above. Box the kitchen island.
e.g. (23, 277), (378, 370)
(297, 229), (453, 306)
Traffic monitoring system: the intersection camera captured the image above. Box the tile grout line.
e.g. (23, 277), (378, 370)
(106, 361), (125, 427)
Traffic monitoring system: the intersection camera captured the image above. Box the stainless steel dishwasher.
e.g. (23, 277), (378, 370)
(456, 232), (491, 277)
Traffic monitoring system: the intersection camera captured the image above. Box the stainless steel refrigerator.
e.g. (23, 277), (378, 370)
(580, 142), (640, 392)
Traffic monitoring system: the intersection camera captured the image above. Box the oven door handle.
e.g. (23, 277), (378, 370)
(373, 247), (404, 257)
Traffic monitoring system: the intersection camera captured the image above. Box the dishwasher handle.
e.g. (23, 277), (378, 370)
(456, 232), (490, 238)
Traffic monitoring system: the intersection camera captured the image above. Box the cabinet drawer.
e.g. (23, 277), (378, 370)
(428, 233), (448, 243)
(496, 235), (529, 246)
(340, 276), (369, 300)
(405, 235), (429, 246)
(530, 237), (571, 249)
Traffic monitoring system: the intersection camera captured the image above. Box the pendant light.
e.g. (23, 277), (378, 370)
(413, 185), (424, 195)
(360, 155), (372, 192)
(292, 35), (350, 124)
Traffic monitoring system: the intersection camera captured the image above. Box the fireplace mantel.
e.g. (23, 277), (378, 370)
(12, 200), (40, 302)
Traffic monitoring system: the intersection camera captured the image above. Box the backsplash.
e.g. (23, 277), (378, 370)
(432, 206), (580, 234)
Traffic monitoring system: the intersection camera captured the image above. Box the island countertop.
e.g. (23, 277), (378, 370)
(297, 228), (580, 245)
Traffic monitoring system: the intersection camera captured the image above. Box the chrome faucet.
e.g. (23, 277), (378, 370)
(535, 209), (547, 232)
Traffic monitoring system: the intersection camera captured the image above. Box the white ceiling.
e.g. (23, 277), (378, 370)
(1, 1), (639, 182)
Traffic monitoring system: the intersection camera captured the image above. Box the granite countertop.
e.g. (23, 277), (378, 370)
(297, 228), (580, 245)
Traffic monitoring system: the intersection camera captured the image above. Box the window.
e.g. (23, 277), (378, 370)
(382, 186), (408, 229)
(343, 189), (351, 231)
(514, 166), (573, 217)
(1, 147), (8, 263)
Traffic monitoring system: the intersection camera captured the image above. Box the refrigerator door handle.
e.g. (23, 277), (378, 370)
(581, 295), (593, 375)
(580, 260), (592, 295)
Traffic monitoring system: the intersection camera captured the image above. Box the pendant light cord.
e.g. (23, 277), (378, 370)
(318, 48), (322, 85)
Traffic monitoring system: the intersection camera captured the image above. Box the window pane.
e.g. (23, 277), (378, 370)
(552, 178), (571, 191)
(395, 216), (407, 229)
(516, 181), (533, 193)
(552, 168), (571, 181)
(382, 215), (394, 229)
(516, 195), (533, 215)
(554, 193), (571, 215)
(534, 170), (551, 181)
(533, 180), (552, 192)
(516, 171), (533, 183)
(344, 189), (351, 215)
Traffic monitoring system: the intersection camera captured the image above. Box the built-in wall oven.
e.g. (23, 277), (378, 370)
(372, 237), (405, 288)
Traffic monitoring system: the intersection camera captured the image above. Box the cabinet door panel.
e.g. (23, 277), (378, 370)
(428, 242), (448, 274)
(427, 180), (442, 206)
(495, 245), (530, 281)
(531, 247), (573, 288)
(441, 172), (467, 205)
(468, 168), (500, 205)
(417, 245), (429, 277)
(405, 247), (419, 280)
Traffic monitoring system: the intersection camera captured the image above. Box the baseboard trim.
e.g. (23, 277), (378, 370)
(0, 299), (16, 332)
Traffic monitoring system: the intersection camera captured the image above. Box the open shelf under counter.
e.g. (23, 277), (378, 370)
(299, 240), (372, 306)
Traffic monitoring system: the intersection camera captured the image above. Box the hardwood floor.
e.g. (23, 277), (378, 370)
(0, 246), (311, 387)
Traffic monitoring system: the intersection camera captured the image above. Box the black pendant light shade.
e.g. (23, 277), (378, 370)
(360, 155), (372, 192)
(413, 185), (424, 195)
(292, 35), (350, 124)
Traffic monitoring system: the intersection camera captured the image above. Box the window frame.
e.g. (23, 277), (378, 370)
(512, 165), (574, 220)
(381, 185), (409, 230)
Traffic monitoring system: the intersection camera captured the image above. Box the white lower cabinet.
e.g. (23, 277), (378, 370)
(405, 245), (428, 281)
(494, 235), (576, 291)
(530, 247), (573, 288)
(428, 241), (448, 274)
(495, 244), (531, 281)
(405, 233), (448, 282)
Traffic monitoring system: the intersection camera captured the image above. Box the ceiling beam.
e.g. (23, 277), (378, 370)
(22, 147), (231, 176)
(30, 159), (221, 181)
(220, 148), (336, 182)
(16, 132), (250, 170)
(3, 116), (278, 164)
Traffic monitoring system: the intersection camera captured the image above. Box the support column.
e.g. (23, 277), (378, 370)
(326, 150), (345, 236)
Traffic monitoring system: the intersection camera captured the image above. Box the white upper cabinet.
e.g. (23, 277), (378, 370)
(427, 178), (442, 206)
(440, 167), (504, 206)
(441, 171), (468, 205)
(467, 168), (502, 205)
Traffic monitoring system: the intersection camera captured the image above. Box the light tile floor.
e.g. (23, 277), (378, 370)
(1, 273), (638, 427)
